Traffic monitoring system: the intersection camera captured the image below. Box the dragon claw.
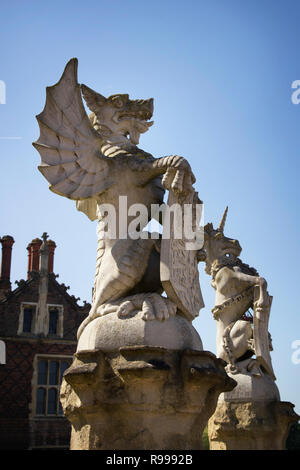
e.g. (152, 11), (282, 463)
(117, 300), (135, 318)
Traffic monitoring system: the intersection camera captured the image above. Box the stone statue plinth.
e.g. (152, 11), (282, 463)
(60, 314), (236, 450)
(208, 370), (299, 450)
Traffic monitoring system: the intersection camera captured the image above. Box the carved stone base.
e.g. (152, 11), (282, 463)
(60, 347), (236, 450)
(208, 400), (299, 450)
(77, 309), (203, 353)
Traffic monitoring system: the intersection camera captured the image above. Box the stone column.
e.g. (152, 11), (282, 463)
(60, 312), (236, 450)
(35, 233), (49, 336)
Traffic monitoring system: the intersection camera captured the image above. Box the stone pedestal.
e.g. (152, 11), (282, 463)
(208, 400), (299, 450)
(60, 312), (236, 450)
(208, 368), (299, 450)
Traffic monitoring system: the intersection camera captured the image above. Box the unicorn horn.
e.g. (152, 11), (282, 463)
(218, 206), (228, 232)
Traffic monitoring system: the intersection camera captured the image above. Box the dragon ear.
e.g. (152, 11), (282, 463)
(81, 84), (107, 113)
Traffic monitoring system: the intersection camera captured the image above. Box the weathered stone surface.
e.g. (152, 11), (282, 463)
(208, 400), (299, 450)
(218, 366), (280, 403)
(160, 189), (204, 321)
(203, 208), (275, 378)
(77, 309), (203, 353)
(34, 58), (233, 451)
(60, 347), (236, 450)
(33, 58), (204, 333)
(204, 209), (299, 450)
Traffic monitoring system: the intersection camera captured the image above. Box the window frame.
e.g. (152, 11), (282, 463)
(46, 304), (64, 338)
(31, 354), (72, 419)
(18, 302), (37, 336)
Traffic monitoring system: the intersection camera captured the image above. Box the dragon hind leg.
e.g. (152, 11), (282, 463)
(90, 238), (156, 316)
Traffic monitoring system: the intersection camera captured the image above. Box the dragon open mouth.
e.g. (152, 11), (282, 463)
(114, 111), (154, 130)
(118, 110), (153, 121)
(113, 110), (154, 144)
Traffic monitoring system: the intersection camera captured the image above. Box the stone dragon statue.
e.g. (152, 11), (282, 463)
(33, 58), (203, 339)
(203, 207), (275, 379)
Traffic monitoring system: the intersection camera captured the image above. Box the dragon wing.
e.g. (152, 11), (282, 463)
(33, 58), (113, 200)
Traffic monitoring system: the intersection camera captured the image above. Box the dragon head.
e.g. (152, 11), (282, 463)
(204, 207), (242, 275)
(81, 84), (154, 146)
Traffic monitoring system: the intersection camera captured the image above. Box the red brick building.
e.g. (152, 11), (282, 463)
(0, 234), (89, 450)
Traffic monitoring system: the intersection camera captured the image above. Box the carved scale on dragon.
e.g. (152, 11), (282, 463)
(33, 59), (203, 340)
(203, 207), (276, 380)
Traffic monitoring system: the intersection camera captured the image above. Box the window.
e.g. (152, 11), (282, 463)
(36, 388), (46, 414)
(47, 305), (63, 337)
(49, 308), (59, 335)
(18, 303), (37, 335)
(35, 357), (71, 416)
(23, 307), (34, 332)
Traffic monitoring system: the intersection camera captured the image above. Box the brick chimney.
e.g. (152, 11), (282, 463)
(47, 239), (56, 274)
(27, 238), (42, 279)
(0, 235), (15, 293)
(27, 236), (57, 279)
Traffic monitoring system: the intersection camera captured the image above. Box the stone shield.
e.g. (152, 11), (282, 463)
(160, 189), (204, 321)
(253, 287), (276, 380)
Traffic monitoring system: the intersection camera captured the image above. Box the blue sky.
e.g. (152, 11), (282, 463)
(0, 1), (299, 414)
